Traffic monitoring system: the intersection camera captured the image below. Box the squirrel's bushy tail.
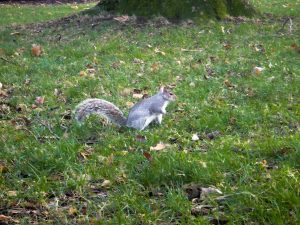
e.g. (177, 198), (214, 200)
(74, 99), (127, 126)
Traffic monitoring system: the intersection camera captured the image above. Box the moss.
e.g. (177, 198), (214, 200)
(97, 0), (256, 19)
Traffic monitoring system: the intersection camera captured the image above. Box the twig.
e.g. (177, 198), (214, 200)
(0, 56), (10, 63)
(181, 48), (204, 52)
(288, 18), (293, 34)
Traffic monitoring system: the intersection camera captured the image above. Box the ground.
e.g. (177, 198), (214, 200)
(0, 0), (300, 224)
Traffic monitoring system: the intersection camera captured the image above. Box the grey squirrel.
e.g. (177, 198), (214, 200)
(74, 87), (176, 130)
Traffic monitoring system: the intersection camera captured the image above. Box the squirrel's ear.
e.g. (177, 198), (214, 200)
(160, 86), (165, 93)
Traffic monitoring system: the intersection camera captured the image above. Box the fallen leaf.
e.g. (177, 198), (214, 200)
(68, 206), (77, 216)
(192, 134), (200, 141)
(253, 66), (264, 75)
(143, 151), (153, 161)
(133, 93), (144, 99)
(31, 104), (38, 109)
(150, 142), (168, 151)
(291, 43), (300, 53)
(126, 101), (134, 108)
(35, 96), (45, 105)
(31, 44), (43, 57)
(101, 180), (111, 188)
(223, 42), (231, 50)
(136, 135), (147, 142)
(151, 63), (160, 72)
(0, 215), (12, 222)
(79, 71), (87, 77)
(0, 163), (9, 173)
(223, 79), (236, 89)
(113, 15), (129, 23)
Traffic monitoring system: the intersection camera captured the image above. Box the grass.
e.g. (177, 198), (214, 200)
(0, 1), (300, 224)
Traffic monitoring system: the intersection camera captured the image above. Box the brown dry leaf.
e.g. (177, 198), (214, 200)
(136, 135), (147, 142)
(79, 70), (87, 77)
(223, 42), (231, 50)
(31, 44), (43, 57)
(0, 163), (9, 173)
(31, 104), (38, 109)
(151, 63), (160, 72)
(150, 142), (169, 151)
(0, 89), (8, 98)
(79, 146), (94, 160)
(223, 79), (236, 89)
(35, 96), (45, 105)
(253, 66), (264, 75)
(113, 15), (129, 23)
(143, 151), (153, 161)
(7, 191), (17, 197)
(0, 215), (13, 222)
(291, 43), (300, 53)
(126, 101), (134, 108)
(133, 93), (144, 99)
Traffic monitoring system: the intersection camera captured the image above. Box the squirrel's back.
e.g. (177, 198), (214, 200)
(74, 98), (126, 126)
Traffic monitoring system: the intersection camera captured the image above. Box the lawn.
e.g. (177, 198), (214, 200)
(0, 1), (299, 224)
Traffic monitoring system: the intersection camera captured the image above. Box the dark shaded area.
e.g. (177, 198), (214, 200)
(97, 0), (256, 19)
(0, 0), (96, 4)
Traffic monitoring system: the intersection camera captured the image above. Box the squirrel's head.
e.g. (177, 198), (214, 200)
(160, 86), (176, 101)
